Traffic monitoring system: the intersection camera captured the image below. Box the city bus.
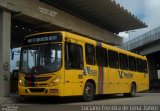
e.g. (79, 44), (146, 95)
(18, 31), (149, 101)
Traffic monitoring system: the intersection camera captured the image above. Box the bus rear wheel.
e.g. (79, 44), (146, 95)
(123, 83), (136, 97)
(83, 82), (95, 102)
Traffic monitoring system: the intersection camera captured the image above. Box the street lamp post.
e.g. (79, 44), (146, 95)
(125, 30), (135, 50)
(126, 30), (135, 41)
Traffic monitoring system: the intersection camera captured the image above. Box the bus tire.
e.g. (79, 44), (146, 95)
(83, 82), (95, 102)
(123, 83), (136, 97)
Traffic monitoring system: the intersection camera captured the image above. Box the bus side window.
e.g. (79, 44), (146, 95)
(65, 42), (83, 69)
(119, 53), (128, 70)
(85, 43), (95, 65)
(137, 58), (143, 72)
(108, 50), (119, 68)
(96, 47), (108, 67)
(143, 60), (148, 73)
(129, 56), (136, 71)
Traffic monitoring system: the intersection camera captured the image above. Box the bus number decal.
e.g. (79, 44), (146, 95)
(118, 71), (133, 79)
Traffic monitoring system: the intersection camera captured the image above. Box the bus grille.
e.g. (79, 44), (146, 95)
(24, 76), (51, 82)
(35, 77), (51, 82)
(29, 88), (45, 93)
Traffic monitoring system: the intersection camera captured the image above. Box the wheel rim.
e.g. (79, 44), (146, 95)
(85, 86), (93, 97)
(132, 86), (136, 96)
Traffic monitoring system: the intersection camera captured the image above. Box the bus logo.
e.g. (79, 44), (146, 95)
(118, 70), (133, 79)
(83, 67), (97, 76)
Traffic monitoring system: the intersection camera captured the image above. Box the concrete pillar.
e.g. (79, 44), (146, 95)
(0, 9), (11, 97)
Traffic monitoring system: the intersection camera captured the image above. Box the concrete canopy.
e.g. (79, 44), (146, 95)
(0, 0), (147, 48)
(41, 0), (147, 34)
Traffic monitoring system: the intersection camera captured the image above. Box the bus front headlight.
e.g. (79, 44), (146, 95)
(19, 79), (24, 86)
(49, 78), (60, 86)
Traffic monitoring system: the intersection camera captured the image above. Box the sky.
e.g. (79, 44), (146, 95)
(116, 0), (160, 42)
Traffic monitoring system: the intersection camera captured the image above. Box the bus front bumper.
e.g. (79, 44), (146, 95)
(18, 86), (63, 97)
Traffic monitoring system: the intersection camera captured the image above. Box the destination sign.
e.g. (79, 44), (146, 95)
(23, 33), (62, 45)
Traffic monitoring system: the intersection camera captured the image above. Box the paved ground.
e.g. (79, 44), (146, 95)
(1, 93), (160, 111)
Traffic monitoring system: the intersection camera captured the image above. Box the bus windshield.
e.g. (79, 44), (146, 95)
(20, 43), (62, 74)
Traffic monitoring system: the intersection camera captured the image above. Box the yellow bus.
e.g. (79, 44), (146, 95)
(18, 31), (149, 101)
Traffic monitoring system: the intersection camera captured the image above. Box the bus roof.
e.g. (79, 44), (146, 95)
(24, 31), (146, 60)
(65, 31), (146, 60)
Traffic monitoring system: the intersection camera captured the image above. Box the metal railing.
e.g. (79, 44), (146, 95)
(122, 26), (160, 50)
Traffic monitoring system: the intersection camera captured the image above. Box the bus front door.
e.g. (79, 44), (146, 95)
(64, 41), (84, 96)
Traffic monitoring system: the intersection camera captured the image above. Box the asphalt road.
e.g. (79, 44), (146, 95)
(1, 93), (160, 111)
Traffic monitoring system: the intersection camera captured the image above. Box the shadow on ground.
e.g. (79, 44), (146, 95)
(12, 94), (142, 105)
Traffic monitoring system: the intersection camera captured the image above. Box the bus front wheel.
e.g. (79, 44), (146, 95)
(83, 82), (95, 102)
(123, 83), (136, 97)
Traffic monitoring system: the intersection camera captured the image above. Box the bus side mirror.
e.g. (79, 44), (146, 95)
(12, 69), (19, 81)
(11, 52), (14, 60)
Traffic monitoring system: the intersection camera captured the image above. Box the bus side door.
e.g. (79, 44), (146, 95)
(64, 41), (84, 96)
